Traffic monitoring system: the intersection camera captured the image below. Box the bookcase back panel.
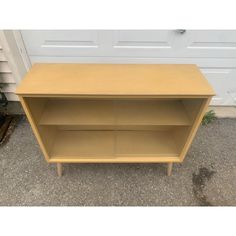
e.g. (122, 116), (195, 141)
(24, 97), (196, 127)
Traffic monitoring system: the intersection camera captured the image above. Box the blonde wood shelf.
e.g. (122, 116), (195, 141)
(16, 63), (214, 176)
(49, 130), (180, 162)
(39, 99), (191, 126)
(16, 64), (215, 96)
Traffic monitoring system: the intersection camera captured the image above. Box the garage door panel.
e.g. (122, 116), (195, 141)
(110, 30), (236, 58)
(28, 56), (236, 68)
(113, 30), (172, 48)
(184, 30), (236, 58)
(21, 30), (102, 56)
(22, 30), (236, 58)
(202, 68), (236, 105)
(110, 30), (176, 57)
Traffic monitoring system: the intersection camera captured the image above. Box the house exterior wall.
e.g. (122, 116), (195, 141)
(0, 30), (28, 101)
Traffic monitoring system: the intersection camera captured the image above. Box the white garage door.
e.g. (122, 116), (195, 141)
(21, 30), (236, 106)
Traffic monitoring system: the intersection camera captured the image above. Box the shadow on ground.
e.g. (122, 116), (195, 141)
(0, 116), (235, 206)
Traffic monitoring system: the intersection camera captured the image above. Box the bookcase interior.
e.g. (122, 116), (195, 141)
(24, 97), (204, 163)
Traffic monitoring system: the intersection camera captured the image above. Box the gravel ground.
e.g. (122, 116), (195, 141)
(0, 116), (235, 206)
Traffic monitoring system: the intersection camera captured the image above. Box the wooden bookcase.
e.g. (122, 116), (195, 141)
(16, 64), (214, 176)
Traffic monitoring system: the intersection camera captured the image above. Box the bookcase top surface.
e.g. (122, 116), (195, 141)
(16, 63), (215, 96)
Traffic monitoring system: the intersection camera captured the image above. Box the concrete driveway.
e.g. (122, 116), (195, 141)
(0, 116), (235, 206)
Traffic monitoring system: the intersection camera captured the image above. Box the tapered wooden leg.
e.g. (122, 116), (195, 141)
(167, 163), (173, 176)
(57, 163), (63, 177)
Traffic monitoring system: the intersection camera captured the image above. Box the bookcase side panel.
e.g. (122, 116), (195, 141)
(178, 97), (212, 162)
(19, 96), (56, 162)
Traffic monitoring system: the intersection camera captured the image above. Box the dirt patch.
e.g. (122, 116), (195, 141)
(192, 167), (216, 206)
(0, 114), (21, 146)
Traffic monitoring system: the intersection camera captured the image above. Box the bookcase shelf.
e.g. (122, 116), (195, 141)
(16, 64), (214, 176)
(39, 99), (191, 126)
(49, 130), (180, 162)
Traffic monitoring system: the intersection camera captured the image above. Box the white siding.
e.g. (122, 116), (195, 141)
(0, 42), (18, 101)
